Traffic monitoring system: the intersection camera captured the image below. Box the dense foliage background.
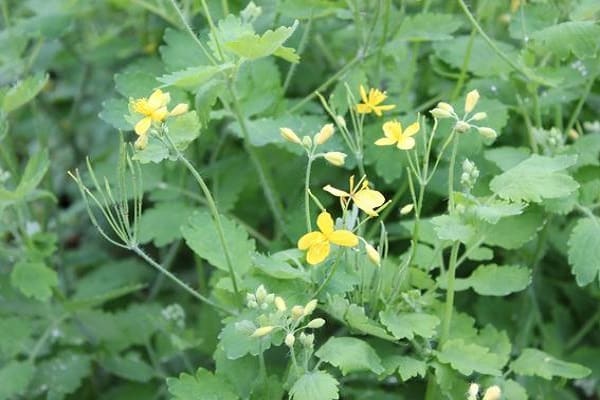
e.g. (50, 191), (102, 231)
(1, 0), (599, 399)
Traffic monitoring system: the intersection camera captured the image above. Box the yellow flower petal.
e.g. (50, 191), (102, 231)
(132, 99), (151, 116)
(359, 85), (369, 104)
(148, 89), (165, 109)
(356, 104), (372, 114)
(382, 120), (402, 140)
(353, 189), (386, 212)
(403, 121), (420, 137)
(397, 136), (416, 150)
(374, 137), (397, 146)
(323, 185), (350, 198)
(134, 134), (148, 150)
(151, 107), (169, 122)
(375, 104), (396, 114)
(170, 103), (189, 117)
(329, 230), (358, 247)
(134, 117), (152, 136)
(298, 231), (326, 250)
(316, 211), (335, 235)
(306, 241), (330, 265)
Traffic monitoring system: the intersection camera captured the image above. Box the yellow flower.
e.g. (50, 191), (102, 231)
(375, 120), (420, 150)
(297, 211), (358, 265)
(323, 175), (386, 216)
(356, 85), (396, 116)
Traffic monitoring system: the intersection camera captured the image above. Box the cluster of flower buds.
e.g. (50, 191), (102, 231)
(467, 383), (502, 400)
(280, 124), (348, 168)
(460, 158), (479, 192)
(246, 284), (275, 310)
(533, 127), (565, 155)
(161, 303), (186, 329)
(430, 90), (497, 142)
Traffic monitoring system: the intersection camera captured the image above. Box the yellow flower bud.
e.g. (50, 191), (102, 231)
(437, 102), (455, 113)
(315, 123), (335, 145)
(303, 299), (318, 316)
(324, 151), (346, 167)
(470, 112), (487, 121)
(285, 333), (295, 347)
(455, 120), (471, 133)
(134, 134), (149, 150)
(365, 243), (380, 266)
(467, 383), (480, 399)
(482, 385), (501, 400)
(477, 126), (498, 140)
(169, 103), (189, 117)
(255, 285), (267, 302)
(274, 296), (287, 311)
(464, 90), (480, 113)
(400, 203), (414, 215)
(280, 127), (302, 145)
(251, 326), (274, 337)
(291, 305), (305, 319)
(430, 108), (453, 119)
(306, 318), (326, 329)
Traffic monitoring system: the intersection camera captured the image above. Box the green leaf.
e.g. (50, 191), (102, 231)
(73, 259), (149, 300)
(0, 316), (33, 358)
(166, 368), (238, 400)
(16, 149), (50, 199)
(511, 349), (591, 380)
(158, 64), (234, 90)
(568, 217), (600, 286)
(431, 214), (474, 243)
(0, 361), (34, 400)
(490, 154), (579, 203)
(217, 318), (264, 360)
(10, 261), (58, 301)
(100, 354), (156, 383)
(316, 337), (385, 376)
(472, 200), (524, 224)
(138, 201), (194, 246)
(99, 98), (131, 130)
(464, 264), (531, 296)
(1, 72), (49, 113)
(395, 13), (462, 41)
(32, 352), (91, 400)
(484, 147), (531, 171)
(484, 206), (544, 249)
(289, 370), (339, 400)
(437, 339), (503, 376)
(225, 21), (299, 62)
(529, 21), (600, 59)
(395, 356), (427, 381)
(379, 310), (440, 340)
(160, 28), (213, 72)
(181, 210), (255, 276)
(253, 253), (308, 281)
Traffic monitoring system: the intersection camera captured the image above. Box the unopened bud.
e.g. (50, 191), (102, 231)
(324, 151), (346, 167)
(251, 326), (274, 337)
(315, 123), (335, 145)
(265, 293), (275, 304)
(303, 299), (318, 316)
(568, 128), (579, 140)
(336, 115), (346, 128)
(365, 243), (380, 266)
(291, 305), (305, 319)
(299, 332), (314, 347)
(400, 203), (414, 215)
(464, 90), (480, 113)
(467, 382), (480, 399)
(470, 112), (487, 121)
(169, 103), (189, 117)
(430, 108), (453, 119)
(462, 159), (476, 173)
(274, 296), (287, 311)
(255, 285), (267, 302)
(302, 135), (313, 148)
(482, 385), (501, 400)
(455, 120), (471, 133)
(477, 126), (497, 140)
(285, 333), (295, 347)
(280, 127), (302, 145)
(307, 318), (326, 329)
(437, 102), (455, 113)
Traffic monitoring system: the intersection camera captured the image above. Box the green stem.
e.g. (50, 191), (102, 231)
(566, 308), (600, 352)
(305, 156), (315, 231)
(450, 29), (476, 100)
(132, 246), (235, 315)
(365, 178), (408, 239)
(283, 15), (313, 93)
(566, 73), (598, 133)
(221, 0), (229, 16)
(447, 133), (459, 212)
(440, 241), (460, 344)
(312, 252), (342, 298)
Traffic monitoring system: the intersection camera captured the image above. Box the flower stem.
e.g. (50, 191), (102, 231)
(440, 241), (460, 344)
(305, 156), (315, 231)
(312, 252), (342, 298)
(447, 133), (459, 212)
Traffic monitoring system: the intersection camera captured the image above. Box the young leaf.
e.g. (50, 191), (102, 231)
(567, 217), (600, 286)
(464, 264), (531, 296)
(315, 337), (385, 376)
(166, 368), (238, 400)
(181, 210), (255, 276)
(490, 154), (579, 203)
(431, 214), (474, 243)
(10, 261), (58, 301)
(437, 339), (504, 376)
(157, 63), (234, 90)
(289, 370), (340, 400)
(1, 72), (49, 113)
(511, 349), (591, 379)
(379, 310), (440, 340)
(225, 21), (300, 62)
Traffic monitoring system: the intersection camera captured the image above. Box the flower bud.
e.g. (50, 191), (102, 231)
(365, 243), (380, 266)
(462, 158), (475, 174)
(265, 293), (275, 304)
(299, 332), (314, 347)
(307, 318), (326, 329)
(336, 115), (346, 128)
(437, 102), (455, 113)
(302, 135), (313, 148)
(430, 108), (453, 119)
(285, 333), (295, 347)
(315, 123), (335, 145)
(467, 383), (479, 400)
(274, 296), (287, 311)
(134, 134), (149, 150)
(477, 126), (497, 140)
(303, 299), (318, 316)
(482, 385), (501, 400)
(280, 127), (302, 145)
(324, 151), (346, 167)
(400, 203), (414, 215)
(255, 285), (267, 302)
(291, 305), (305, 319)
(470, 112), (487, 121)
(464, 89), (480, 113)
(169, 103), (189, 117)
(251, 326), (274, 337)
(455, 120), (471, 133)
(568, 128), (579, 140)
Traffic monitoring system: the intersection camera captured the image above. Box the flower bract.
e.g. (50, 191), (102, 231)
(297, 211), (358, 265)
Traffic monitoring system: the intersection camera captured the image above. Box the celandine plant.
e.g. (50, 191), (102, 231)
(1, 0), (599, 399)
